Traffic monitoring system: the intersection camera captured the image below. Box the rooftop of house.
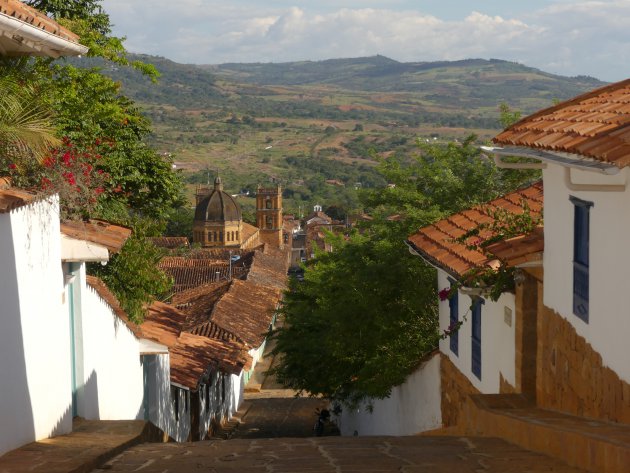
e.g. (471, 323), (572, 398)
(142, 301), (251, 390)
(159, 256), (248, 293)
(485, 226), (544, 268)
(406, 181), (543, 280)
(148, 236), (190, 249)
(494, 78), (630, 168)
(60, 219), (131, 253)
(209, 278), (281, 349)
(0, 0), (88, 57)
(0, 187), (40, 213)
(243, 245), (289, 291)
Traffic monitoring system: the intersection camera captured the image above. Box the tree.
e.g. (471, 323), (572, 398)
(271, 135), (538, 406)
(273, 231), (438, 407)
(0, 75), (59, 164)
(0, 0), (181, 320)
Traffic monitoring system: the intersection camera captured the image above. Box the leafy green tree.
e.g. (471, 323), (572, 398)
(89, 226), (171, 322)
(499, 102), (522, 128)
(273, 231), (437, 406)
(272, 135), (538, 406)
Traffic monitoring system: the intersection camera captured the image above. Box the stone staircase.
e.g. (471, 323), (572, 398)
(207, 400), (252, 440)
(458, 394), (630, 473)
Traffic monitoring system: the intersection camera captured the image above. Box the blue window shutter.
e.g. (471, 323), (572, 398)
(449, 291), (459, 356)
(570, 196), (592, 322)
(471, 298), (484, 380)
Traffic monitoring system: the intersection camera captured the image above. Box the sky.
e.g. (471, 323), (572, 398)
(101, 1), (630, 82)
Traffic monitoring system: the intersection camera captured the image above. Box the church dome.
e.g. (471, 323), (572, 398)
(194, 176), (242, 222)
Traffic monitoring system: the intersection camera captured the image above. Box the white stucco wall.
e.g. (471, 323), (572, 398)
(338, 353), (442, 436)
(0, 197), (71, 456)
(437, 269), (516, 393)
(144, 354), (178, 438)
(543, 164), (630, 384)
(77, 281), (145, 420)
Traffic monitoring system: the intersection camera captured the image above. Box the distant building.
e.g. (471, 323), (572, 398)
(192, 177), (284, 250)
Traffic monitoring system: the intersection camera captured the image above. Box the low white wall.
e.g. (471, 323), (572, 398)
(543, 164), (630, 384)
(0, 197), (71, 456)
(78, 282), (145, 420)
(339, 353), (442, 436)
(437, 269), (516, 393)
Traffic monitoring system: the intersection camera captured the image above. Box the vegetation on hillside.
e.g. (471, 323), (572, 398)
(67, 53), (603, 220)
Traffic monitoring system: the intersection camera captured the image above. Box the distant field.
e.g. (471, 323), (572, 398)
(86, 54), (604, 214)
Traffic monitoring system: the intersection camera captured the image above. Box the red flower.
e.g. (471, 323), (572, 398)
(7, 163), (16, 170)
(63, 171), (76, 186)
(41, 177), (52, 189)
(94, 187), (104, 196)
(62, 152), (73, 166)
(438, 287), (451, 301)
(42, 157), (55, 168)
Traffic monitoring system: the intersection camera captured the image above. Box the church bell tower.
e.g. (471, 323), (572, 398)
(256, 184), (283, 248)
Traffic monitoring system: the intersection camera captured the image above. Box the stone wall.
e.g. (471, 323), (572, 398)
(537, 294), (630, 424)
(440, 354), (480, 427)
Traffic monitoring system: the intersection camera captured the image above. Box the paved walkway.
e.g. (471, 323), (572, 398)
(92, 436), (587, 472)
(0, 418), (151, 473)
(235, 326), (333, 439)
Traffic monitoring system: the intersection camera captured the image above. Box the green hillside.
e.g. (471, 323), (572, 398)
(71, 54), (604, 216)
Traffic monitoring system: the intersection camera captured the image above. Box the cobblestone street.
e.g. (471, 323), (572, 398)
(89, 346), (587, 473)
(93, 435), (587, 473)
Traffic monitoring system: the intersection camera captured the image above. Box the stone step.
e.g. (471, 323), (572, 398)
(462, 394), (630, 473)
(208, 400), (253, 440)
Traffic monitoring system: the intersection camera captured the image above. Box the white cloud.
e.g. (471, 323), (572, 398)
(101, 1), (630, 81)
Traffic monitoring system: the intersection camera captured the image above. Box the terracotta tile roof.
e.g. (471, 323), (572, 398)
(169, 332), (250, 389)
(60, 220), (131, 253)
(141, 301), (186, 348)
(85, 275), (140, 337)
(244, 246), (289, 291)
(148, 236), (190, 249)
(0, 0), (80, 42)
(486, 226), (544, 268)
(407, 181), (543, 280)
(159, 256), (248, 293)
(0, 187), (39, 213)
(142, 301), (250, 390)
(209, 279), (281, 348)
(171, 281), (242, 341)
(494, 79), (630, 168)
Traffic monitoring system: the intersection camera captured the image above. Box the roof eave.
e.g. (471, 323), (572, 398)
(405, 239), (461, 281)
(0, 12), (88, 57)
(482, 145), (621, 175)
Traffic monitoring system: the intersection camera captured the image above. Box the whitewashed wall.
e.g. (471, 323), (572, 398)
(339, 353), (442, 436)
(543, 164), (630, 383)
(437, 269), (516, 393)
(144, 354), (178, 438)
(77, 281), (145, 420)
(0, 197), (71, 456)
